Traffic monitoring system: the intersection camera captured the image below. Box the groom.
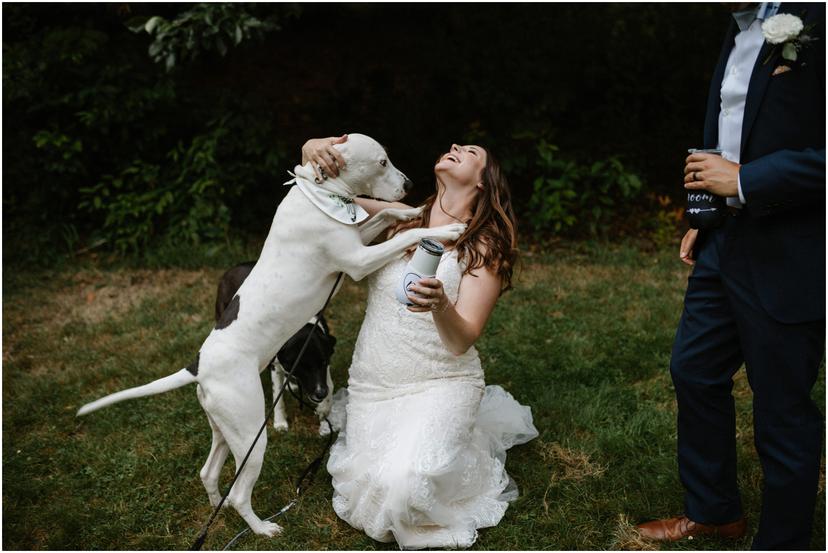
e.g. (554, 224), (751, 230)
(638, 2), (825, 550)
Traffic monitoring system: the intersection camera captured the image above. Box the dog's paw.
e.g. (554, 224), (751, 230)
(382, 206), (423, 222)
(318, 422), (331, 436)
(427, 223), (467, 242)
(315, 398), (332, 419)
(250, 520), (283, 537)
(272, 419), (289, 432)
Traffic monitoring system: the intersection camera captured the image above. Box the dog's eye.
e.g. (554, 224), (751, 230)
(380, 159), (388, 167)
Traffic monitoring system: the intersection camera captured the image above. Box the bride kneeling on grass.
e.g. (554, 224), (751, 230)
(302, 135), (539, 549)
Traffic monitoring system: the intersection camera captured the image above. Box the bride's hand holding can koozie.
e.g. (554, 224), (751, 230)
(396, 239), (444, 306)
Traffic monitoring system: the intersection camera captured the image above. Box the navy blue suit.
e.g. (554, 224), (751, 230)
(670, 3), (825, 549)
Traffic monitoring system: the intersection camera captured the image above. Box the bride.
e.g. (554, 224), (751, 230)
(302, 135), (539, 549)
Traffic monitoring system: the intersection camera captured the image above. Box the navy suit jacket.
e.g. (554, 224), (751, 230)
(702, 2), (825, 324)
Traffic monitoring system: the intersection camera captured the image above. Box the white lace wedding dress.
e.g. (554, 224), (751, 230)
(326, 249), (539, 549)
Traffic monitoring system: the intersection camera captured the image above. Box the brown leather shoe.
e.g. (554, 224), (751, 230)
(636, 515), (747, 541)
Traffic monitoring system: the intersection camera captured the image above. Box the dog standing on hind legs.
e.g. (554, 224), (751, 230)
(216, 261), (336, 435)
(76, 133), (466, 537)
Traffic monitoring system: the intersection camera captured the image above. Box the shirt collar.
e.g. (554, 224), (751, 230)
(732, 2), (780, 32)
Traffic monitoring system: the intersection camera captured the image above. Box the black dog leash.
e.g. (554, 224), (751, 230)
(190, 272), (344, 550)
(221, 417), (334, 550)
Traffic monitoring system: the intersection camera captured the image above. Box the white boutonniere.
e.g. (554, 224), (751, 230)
(762, 13), (817, 63)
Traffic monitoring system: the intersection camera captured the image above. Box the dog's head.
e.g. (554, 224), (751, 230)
(276, 317), (336, 405)
(334, 133), (412, 201)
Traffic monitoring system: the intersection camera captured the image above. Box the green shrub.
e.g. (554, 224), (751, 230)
(77, 118), (235, 253)
(528, 140), (643, 236)
(4, 4), (292, 264)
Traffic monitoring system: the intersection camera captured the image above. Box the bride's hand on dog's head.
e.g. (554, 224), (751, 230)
(302, 135), (348, 181)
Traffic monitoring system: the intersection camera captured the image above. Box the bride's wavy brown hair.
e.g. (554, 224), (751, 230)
(391, 147), (518, 294)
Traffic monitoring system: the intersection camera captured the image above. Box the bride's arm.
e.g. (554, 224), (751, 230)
(302, 135), (347, 180)
(406, 267), (500, 356)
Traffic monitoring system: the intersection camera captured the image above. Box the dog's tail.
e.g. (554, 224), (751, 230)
(76, 368), (197, 417)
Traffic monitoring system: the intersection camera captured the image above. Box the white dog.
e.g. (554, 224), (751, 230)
(76, 134), (465, 537)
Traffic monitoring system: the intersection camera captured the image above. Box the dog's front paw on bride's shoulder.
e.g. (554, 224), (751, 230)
(428, 223), (467, 241)
(398, 205), (425, 220)
(382, 206), (423, 221)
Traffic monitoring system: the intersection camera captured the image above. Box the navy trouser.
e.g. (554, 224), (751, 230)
(670, 213), (824, 550)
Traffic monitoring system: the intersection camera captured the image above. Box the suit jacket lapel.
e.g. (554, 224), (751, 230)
(704, 21), (738, 149)
(740, 3), (807, 156)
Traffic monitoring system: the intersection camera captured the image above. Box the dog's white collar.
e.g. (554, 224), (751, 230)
(284, 166), (369, 225)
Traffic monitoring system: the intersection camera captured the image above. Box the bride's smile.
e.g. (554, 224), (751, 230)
(435, 144), (488, 192)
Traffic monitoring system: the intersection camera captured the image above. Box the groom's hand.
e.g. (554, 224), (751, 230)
(684, 153), (740, 197)
(679, 229), (698, 266)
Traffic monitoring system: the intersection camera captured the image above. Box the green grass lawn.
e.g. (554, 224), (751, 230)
(3, 242), (824, 550)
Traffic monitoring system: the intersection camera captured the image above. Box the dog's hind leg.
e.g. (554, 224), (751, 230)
(197, 386), (230, 508)
(271, 363), (289, 432)
(202, 375), (282, 537)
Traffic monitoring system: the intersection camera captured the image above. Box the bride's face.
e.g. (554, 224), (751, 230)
(434, 143), (487, 189)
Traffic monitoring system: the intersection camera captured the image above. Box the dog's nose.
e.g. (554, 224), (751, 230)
(311, 386), (328, 403)
(403, 178), (413, 193)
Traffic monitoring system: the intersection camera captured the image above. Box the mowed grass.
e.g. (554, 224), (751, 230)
(3, 243), (824, 550)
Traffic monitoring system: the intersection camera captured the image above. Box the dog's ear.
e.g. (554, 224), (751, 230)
(277, 331), (304, 365)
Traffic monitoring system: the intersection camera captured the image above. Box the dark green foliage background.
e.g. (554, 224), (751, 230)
(4, 3), (729, 264)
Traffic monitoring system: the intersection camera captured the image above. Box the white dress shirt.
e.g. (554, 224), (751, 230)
(717, 2), (780, 207)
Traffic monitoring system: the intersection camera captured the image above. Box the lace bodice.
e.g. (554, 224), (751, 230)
(347, 249), (483, 393)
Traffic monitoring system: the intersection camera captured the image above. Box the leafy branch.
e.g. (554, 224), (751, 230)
(125, 3), (300, 71)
